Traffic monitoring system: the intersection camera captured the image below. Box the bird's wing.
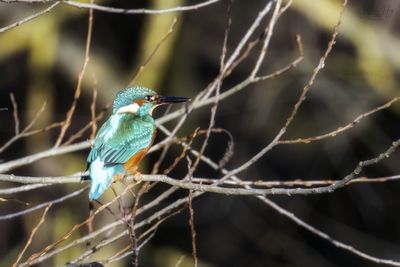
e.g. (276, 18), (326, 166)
(87, 117), (155, 165)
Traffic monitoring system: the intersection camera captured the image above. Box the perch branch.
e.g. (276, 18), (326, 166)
(1, 137), (399, 196)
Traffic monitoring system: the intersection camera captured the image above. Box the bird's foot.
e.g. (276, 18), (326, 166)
(112, 173), (125, 182)
(132, 170), (142, 182)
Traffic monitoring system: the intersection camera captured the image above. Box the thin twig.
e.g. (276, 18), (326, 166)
(0, 187), (86, 221)
(252, 34), (303, 81)
(106, 230), (156, 264)
(188, 188), (197, 267)
(90, 85), (98, 140)
(249, 0), (282, 77)
(163, 128), (200, 175)
(12, 203), (52, 267)
(283, 0), (347, 131)
(127, 182), (150, 267)
(62, 0), (221, 14)
(129, 17), (178, 84)
(223, 1), (273, 72)
(174, 256), (186, 267)
(0, 101), (49, 154)
(10, 93), (20, 135)
(0, 184), (50, 195)
(0, 2), (60, 33)
(63, 105), (108, 145)
(279, 96), (400, 144)
(101, 205), (183, 264)
(54, 1), (94, 147)
(0, 141), (90, 173)
(185, 156), (198, 267)
(258, 196), (400, 266)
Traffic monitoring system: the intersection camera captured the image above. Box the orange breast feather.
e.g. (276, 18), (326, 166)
(123, 130), (157, 173)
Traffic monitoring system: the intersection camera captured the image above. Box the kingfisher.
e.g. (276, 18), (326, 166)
(87, 86), (190, 200)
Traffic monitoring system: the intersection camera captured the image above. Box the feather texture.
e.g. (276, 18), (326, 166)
(87, 113), (155, 200)
(88, 114), (155, 164)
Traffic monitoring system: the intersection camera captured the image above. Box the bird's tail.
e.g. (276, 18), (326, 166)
(88, 158), (119, 200)
(89, 179), (111, 200)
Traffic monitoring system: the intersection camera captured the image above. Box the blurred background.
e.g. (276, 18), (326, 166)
(1, 0), (400, 266)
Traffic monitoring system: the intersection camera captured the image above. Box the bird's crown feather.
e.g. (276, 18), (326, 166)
(113, 86), (157, 113)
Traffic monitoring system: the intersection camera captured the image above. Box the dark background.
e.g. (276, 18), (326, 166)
(0, 0), (400, 266)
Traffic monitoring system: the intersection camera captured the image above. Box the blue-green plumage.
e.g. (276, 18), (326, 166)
(87, 113), (155, 165)
(88, 87), (156, 200)
(87, 86), (189, 200)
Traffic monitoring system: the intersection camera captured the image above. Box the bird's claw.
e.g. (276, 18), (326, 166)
(112, 173), (125, 182)
(132, 171), (142, 181)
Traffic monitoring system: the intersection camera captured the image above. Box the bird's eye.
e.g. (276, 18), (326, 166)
(145, 95), (152, 101)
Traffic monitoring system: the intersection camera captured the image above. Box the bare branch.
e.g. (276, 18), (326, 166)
(189, 175), (400, 188)
(282, 0), (347, 131)
(10, 93), (20, 135)
(90, 85), (98, 140)
(174, 256), (186, 267)
(0, 141), (90, 173)
(12, 203), (52, 267)
(0, 184), (50, 195)
(105, 230), (157, 264)
(0, 101), (50, 154)
(54, 1), (94, 147)
(260, 196), (400, 266)
(252, 34), (304, 82)
(188, 189), (197, 266)
(0, 2), (59, 33)
(223, 1), (273, 72)
(61, 0), (221, 14)
(249, 0), (282, 77)
(63, 105), (108, 145)
(279, 96), (400, 144)
(129, 17), (178, 84)
(0, 187), (86, 221)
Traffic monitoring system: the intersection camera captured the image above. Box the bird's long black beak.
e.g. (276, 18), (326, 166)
(157, 95), (191, 105)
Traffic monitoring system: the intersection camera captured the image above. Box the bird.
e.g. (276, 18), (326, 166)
(87, 86), (190, 200)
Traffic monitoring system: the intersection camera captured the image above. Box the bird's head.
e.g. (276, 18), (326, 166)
(112, 86), (190, 117)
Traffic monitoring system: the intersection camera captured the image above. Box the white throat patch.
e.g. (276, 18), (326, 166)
(116, 103), (140, 114)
